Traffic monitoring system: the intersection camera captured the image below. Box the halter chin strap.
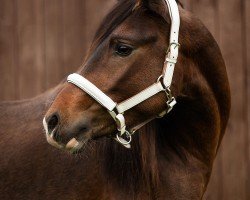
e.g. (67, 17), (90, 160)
(67, 0), (180, 148)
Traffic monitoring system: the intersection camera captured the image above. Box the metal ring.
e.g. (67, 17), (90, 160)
(157, 75), (170, 91)
(157, 75), (163, 83)
(116, 131), (132, 145)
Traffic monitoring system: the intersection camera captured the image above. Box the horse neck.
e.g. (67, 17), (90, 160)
(0, 85), (63, 128)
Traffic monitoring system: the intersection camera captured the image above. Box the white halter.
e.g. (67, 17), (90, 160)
(67, 0), (180, 148)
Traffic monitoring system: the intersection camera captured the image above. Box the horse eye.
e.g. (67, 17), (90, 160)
(115, 44), (133, 57)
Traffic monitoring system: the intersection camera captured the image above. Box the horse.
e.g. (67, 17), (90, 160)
(0, 0), (230, 199)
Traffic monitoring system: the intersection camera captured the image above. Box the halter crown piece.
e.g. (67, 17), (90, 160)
(67, 0), (180, 148)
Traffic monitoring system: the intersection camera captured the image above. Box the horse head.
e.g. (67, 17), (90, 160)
(43, 0), (183, 152)
(43, 0), (183, 151)
(43, 0), (230, 161)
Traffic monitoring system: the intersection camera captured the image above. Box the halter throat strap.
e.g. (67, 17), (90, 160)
(67, 0), (180, 148)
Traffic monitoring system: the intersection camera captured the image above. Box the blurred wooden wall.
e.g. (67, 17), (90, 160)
(186, 1), (250, 200)
(0, 0), (249, 199)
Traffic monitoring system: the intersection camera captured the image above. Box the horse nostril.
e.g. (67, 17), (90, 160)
(46, 113), (60, 135)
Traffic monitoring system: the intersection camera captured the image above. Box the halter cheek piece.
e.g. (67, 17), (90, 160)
(67, 0), (180, 148)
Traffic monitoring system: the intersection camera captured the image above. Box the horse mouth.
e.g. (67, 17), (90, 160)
(65, 138), (85, 153)
(43, 118), (87, 154)
(46, 131), (86, 154)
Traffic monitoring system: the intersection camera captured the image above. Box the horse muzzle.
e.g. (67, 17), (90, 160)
(43, 115), (86, 153)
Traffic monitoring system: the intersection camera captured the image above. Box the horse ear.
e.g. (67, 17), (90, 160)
(146, 0), (171, 23)
(134, 0), (179, 23)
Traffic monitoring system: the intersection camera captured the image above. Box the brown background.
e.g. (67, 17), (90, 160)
(0, 0), (249, 199)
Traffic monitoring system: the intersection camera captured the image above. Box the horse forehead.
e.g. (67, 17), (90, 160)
(112, 13), (160, 39)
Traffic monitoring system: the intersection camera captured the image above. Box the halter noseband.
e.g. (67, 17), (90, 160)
(67, 0), (180, 148)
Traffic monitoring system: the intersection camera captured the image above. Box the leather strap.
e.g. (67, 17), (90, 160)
(163, 0), (180, 88)
(67, 74), (117, 111)
(116, 82), (165, 113)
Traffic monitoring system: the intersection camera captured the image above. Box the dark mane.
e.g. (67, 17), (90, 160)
(95, 123), (160, 197)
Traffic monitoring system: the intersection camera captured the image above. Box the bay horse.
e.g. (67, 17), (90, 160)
(0, 0), (230, 199)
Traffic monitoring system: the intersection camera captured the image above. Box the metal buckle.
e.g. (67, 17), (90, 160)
(156, 75), (177, 115)
(167, 97), (176, 113)
(166, 42), (180, 54)
(109, 110), (126, 136)
(157, 75), (164, 83)
(165, 87), (176, 109)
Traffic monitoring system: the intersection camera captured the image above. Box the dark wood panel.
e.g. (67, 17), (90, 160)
(218, 0), (247, 199)
(61, 0), (86, 76)
(33, 0), (46, 94)
(0, 0), (17, 100)
(44, 0), (64, 88)
(244, 0), (250, 199)
(16, 0), (46, 99)
(85, 0), (116, 50)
